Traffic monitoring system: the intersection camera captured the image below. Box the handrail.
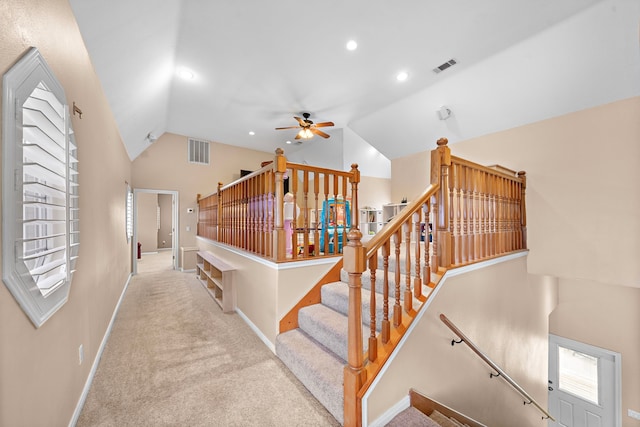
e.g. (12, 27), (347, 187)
(439, 313), (555, 421)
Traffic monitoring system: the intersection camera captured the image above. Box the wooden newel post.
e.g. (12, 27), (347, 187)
(344, 163), (365, 427)
(517, 171), (527, 249)
(430, 137), (451, 271)
(343, 227), (366, 427)
(217, 182), (223, 242)
(273, 148), (287, 261)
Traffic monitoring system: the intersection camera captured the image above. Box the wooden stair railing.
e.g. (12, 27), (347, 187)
(343, 138), (528, 427)
(196, 148), (360, 263)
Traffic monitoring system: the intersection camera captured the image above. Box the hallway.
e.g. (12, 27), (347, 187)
(77, 255), (339, 426)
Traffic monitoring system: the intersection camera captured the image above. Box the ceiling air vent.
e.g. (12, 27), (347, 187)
(433, 58), (457, 74)
(188, 138), (210, 165)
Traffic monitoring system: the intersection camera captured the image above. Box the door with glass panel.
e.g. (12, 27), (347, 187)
(548, 334), (619, 427)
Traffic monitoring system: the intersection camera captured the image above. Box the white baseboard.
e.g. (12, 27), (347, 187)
(68, 273), (133, 427)
(235, 308), (276, 354)
(368, 395), (410, 427)
(181, 268), (196, 273)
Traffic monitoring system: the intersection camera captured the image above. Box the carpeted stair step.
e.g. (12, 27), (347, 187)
(385, 406), (441, 427)
(298, 303), (368, 362)
(321, 281), (390, 332)
(275, 329), (345, 425)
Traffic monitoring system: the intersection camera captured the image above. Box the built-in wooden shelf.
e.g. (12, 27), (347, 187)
(196, 251), (236, 313)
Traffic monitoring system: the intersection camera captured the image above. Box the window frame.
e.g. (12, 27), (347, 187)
(2, 47), (79, 327)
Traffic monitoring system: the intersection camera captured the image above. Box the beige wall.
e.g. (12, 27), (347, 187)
(448, 97), (640, 288)
(0, 1), (133, 426)
(138, 192), (158, 252)
(359, 176), (391, 212)
(131, 132), (274, 263)
(390, 150), (430, 204)
(366, 255), (557, 426)
(550, 279), (640, 427)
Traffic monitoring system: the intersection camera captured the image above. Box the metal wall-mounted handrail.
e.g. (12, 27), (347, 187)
(439, 313), (555, 422)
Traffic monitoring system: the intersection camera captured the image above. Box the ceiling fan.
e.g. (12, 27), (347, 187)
(275, 112), (334, 140)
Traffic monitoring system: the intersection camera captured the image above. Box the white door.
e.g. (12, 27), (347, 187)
(548, 334), (620, 427)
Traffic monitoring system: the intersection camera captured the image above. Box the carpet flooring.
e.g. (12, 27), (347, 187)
(77, 252), (340, 427)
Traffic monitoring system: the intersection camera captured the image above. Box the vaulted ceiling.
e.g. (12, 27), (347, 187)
(69, 0), (638, 161)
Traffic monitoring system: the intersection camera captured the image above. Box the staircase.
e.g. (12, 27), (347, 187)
(275, 249), (432, 424)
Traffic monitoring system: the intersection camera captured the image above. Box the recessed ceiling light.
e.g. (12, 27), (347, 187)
(396, 71), (408, 82)
(346, 40), (358, 51)
(249, 131), (255, 136)
(286, 140), (292, 144)
(177, 68), (194, 80)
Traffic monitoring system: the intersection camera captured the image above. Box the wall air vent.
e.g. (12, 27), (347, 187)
(433, 58), (457, 74)
(188, 138), (210, 165)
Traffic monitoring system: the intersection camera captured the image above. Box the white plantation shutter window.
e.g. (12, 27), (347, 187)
(2, 47), (80, 327)
(188, 138), (210, 165)
(126, 185), (133, 241)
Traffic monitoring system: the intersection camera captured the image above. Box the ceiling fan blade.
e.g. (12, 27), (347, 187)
(275, 126), (299, 130)
(314, 121), (334, 128)
(294, 116), (306, 126)
(294, 133), (302, 140)
(311, 128), (330, 138)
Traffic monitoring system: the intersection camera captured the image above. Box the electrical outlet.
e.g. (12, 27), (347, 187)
(629, 409), (640, 420)
(186, 225), (191, 232)
(78, 344), (84, 365)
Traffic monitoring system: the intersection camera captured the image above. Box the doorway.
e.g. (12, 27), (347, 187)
(132, 189), (179, 274)
(548, 334), (621, 427)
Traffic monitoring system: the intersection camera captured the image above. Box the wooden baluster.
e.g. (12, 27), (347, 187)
(469, 167), (476, 262)
(368, 253), (378, 362)
(313, 172), (319, 256)
(461, 164), (468, 264)
(267, 171), (274, 258)
(258, 178), (264, 255)
(453, 163), (461, 265)
(342, 173), (349, 253)
(247, 179), (252, 253)
(393, 230), (402, 326)
(291, 168), (299, 259)
(430, 194), (438, 271)
(303, 170), (310, 257)
(255, 175), (260, 255)
(241, 180), (246, 250)
(508, 178), (515, 252)
(473, 168), (480, 261)
(216, 182), (222, 242)
(488, 174), (495, 256)
(423, 202), (432, 287)
(381, 239), (391, 343)
(413, 211), (422, 298)
(333, 174), (339, 254)
(323, 175), (329, 254)
(499, 176), (505, 254)
(483, 173), (489, 256)
(273, 149), (286, 261)
(403, 220), (412, 312)
(467, 169), (472, 260)
(518, 171), (527, 249)
(496, 176), (502, 255)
